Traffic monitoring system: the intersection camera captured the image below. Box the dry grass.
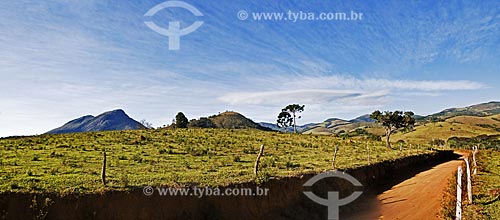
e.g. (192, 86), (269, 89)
(393, 114), (500, 144)
(0, 128), (432, 194)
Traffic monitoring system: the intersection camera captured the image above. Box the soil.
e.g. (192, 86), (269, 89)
(346, 152), (465, 220)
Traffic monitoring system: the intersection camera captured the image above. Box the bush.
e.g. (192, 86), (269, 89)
(367, 134), (382, 141)
(185, 146), (209, 156)
(447, 135), (500, 149)
(32, 155), (40, 161)
(132, 154), (143, 163)
(255, 172), (271, 185)
(188, 117), (216, 128)
(429, 139), (446, 146)
(261, 157), (276, 168)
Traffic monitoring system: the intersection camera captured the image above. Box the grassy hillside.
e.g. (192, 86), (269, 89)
(300, 101), (500, 136)
(393, 114), (500, 144)
(208, 111), (264, 129)
(0, 128), (431, 194)
(423, 101), (500, 122)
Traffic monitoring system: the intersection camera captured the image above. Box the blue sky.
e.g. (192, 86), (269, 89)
(0, 0), (499, 137)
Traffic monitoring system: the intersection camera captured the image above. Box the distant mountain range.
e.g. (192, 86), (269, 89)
(46, 109), (145, 134)
(260, 101), (500, 134)
(46, 101), (500, 135)
(258, 115), (374, 133)
(257, 122), (316, 133)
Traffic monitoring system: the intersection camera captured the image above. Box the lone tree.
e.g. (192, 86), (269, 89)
(279, 104), (305, 133)
(277, 111), (293, 132)
(370, 110), (415, 149)
(139, 119), (153, 129)
(175, 112), (189, 128)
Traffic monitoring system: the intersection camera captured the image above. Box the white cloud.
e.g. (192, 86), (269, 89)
(284, 75), (486, 91)
(216, 74), (486, 123)
(219, 89), (388, 106)
(219, 74), (485, 106)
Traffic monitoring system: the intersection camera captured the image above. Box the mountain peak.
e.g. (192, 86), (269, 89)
(349, 114), (375, 123)
(104, 109), (126, 115)
(46, 109), (145, 134)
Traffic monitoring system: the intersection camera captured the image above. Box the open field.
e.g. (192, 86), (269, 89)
(0, 128), (432, 194)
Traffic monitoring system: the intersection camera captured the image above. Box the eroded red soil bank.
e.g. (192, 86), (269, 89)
(0, 151), (458, 220)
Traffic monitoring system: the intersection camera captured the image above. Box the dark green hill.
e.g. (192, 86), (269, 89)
(189, 111), (271, 130)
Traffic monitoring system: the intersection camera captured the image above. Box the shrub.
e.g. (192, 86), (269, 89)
(429, 139), (446, 146)
(10, 183), (20, 190)
(132, 154), (142, 163)
(367, 134), (382, 141)
(188, 117), (216, 128)
(32, 155), (40, 161)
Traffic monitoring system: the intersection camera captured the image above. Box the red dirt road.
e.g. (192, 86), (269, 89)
(347, 154), (464, 220)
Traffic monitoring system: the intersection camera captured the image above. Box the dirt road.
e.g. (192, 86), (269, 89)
(346, 154), (464, 220)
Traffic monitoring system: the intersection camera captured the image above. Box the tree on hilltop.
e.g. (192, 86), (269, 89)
(175, 112), (189, 128)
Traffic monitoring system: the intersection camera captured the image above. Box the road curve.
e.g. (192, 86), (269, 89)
(346, 153), (465, 220)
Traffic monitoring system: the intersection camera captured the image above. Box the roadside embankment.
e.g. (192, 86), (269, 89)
(0, 150), (458, 220)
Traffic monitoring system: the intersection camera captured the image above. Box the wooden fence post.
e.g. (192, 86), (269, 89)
(472, 146), (478, 175)
(101, 151), (107, 185)
(464, 158), (472, 204)
(456, 166), (462, 220)
(332, 146), (339, 169)
(254, 144), (265, 175)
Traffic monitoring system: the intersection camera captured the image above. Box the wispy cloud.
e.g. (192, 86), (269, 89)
(283, 75), (486, 91)
(219, 89), (388, 106)
(217, 74), (486, 123)
(218, 74), (486, 105)
(0, 0), (498, 136)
